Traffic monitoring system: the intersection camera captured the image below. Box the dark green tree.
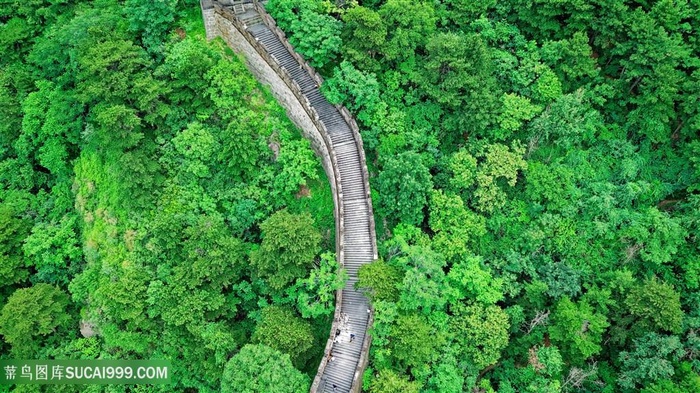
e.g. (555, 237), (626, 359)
(0, 202), (31, 286)
(251, 306), (314, 368)
(419, 32), (499, 136)
(250, 209), (321, 290)
(618, 333), (685, 391)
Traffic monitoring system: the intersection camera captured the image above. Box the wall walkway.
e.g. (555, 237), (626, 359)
(201, 2), (378, 392)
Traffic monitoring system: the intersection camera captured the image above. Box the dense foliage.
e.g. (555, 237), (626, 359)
(267, 0), (700, 391)
(0, 0), (342, 392)
(2, 0), (700, 391)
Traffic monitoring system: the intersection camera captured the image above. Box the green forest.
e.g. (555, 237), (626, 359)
(0, 0), (341, 391)
(1, 0), (700, 392)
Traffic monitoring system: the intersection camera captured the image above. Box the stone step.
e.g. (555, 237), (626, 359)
(219, 4), (378, 391)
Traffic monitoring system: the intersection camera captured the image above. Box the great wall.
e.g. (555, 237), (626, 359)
(200, 1), (378, 391)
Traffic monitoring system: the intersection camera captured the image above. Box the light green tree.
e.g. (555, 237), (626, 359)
(0, 284), (71, 356)
(429, 189), (485, 259)
(356, 259), (403, 303)
(548, 296), (609, 365)
(625, 277), (684, 334)
(341, 6), (386, 71)
(450, 303), (510, 369)
(473, 143), (527, 213)
(294, 252), (347, 318)
(497, 93), (542, 139)
(389, 313), (444, 371)
(221, 344), (310, 393)
(446, 255), (504, 305)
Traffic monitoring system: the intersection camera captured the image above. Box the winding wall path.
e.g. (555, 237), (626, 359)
(200, 1), (377, 392)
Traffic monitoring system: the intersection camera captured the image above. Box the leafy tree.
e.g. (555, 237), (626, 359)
(251, 306), (314, 368)
(548, 296), (609, 365)
(524, 160), (578, 211)
(356, 259), (402, 303)
(534, 346), (563, 379)
(218, 110), (271, 181)
(145, 213), (246, 327)
(322, 60), (384, 127)
(450, 302), (510, 369)
(618, 333), (685, 391)
(205, 57), (258, 115)
(472, 143), (527, 213)
(0, 202), (31, 286)
(294, 252), (346, 318)
(221, 344), (310, 393)
(540, 31), (599, 85)
(273, 138), (320, 204)
(395, 243), (448, 315)
(429, 189), (485, 259)
(376, 151), (433, 226)
(0, 284), (71, 356)
(625, 277), (684, 334)
(492, 359), (563, 393)
(369, 369), (421, 393)
(17, 81), (82, 180)
(124, 0), (178, 54)
(419, 32), (499, 136)
(497, 93), (542, 140)
(22, 215), (82, 285)
(528, 90), (601, 150)
(341, 6), (386, 71)
(266, 0), (341, 68)
(425, 356), (464, 393)
(289, 10), (342, 69)
(170, 122), (218, 178)
(440, 0), (495, 28)
(76, 37), (164, 112)
(641, 377), (700, 393)
(448, 148), (478, 191)
(377, 0), (436, 65)
(157, 35), (217, 99)
(537, 260), (582, 299)
(620, 207), (686, 270)
(388, 313), (443, 371)
(265, 0), (319, 32)
(250, 209), (321, 290)
(446, 255), (504, 305)
(0, 0), (74, 51)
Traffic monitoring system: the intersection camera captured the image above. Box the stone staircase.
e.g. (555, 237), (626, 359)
(201, 1), (378, 392)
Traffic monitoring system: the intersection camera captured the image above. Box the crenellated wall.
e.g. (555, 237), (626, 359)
(200, 2), (376, 391)
(201, 2), (343, 237)
(201, 0), (217, 40)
